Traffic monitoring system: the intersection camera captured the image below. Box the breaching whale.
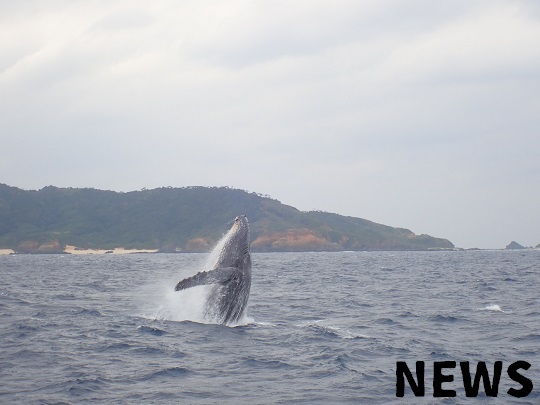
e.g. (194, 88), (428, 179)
(174, 215), (252, 325)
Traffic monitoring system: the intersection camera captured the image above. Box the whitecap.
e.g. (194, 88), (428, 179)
(225, 315), (255, 328)
(245, 319), (277, 327)
(325, 325), (370, 340)
(478, 304), (504, 312)
(298, 320), (370, 339)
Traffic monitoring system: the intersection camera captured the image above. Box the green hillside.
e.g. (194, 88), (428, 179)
(0, 184), (454, 252)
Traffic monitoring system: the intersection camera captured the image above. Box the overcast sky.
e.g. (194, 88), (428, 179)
(1, 1), (539, 249)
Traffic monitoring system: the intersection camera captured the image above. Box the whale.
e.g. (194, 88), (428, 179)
(174, 215), (251, 325)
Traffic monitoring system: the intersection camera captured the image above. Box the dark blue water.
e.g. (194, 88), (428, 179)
(1, 250), (538, 404)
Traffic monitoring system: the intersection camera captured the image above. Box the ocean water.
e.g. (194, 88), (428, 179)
(1, 250), (538, 404)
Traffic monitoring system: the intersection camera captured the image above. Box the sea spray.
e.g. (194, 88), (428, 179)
(478, 304), (506, 313)
(202, 222), (237, 271)
(149, 283), (209, 323)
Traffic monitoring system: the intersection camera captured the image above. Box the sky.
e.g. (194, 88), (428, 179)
(1, 1), (539, 249)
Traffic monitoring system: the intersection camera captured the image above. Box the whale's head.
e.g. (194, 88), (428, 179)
(217, 215), (251, 270)
(232, 215), (249, 235)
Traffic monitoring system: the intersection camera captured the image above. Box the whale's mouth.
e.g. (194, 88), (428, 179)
(232, 216), (249, 236)
(234, 215), (248, 224)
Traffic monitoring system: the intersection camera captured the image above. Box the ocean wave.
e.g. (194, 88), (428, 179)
(336, 354), (360, 373)
(478, 304), (506, 312)
(249, 320), (277, 327)
(299, 320), (370, 340)
(54, 293), (78, 301)
(242, 357), (293, 369)
(75, 308), (104, 317)
(138, 325), (166, 336)
(427, 314), (462, 323)
(96, 342), (132, 353)
(141, 367), (192, 381)
(66, 377), (110, 396)
(132, 346), (165, 356)
(510, 333), (540, 342)
(32, 311), (47, 318)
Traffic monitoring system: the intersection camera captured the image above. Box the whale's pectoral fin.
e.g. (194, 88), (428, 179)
(174, 267), (241, 291)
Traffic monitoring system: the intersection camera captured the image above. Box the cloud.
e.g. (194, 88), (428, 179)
(1, 1), (539, 248)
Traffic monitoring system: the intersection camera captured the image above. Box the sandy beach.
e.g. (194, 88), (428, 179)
(64, 245), (158, 255)
(0, 247), (158, 255)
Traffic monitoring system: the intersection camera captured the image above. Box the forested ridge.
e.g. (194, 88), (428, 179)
(0, 184), (454, 252)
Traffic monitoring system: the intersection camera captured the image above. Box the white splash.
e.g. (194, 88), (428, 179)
(202, 226), (236, 271)
(139, 280), (209, 323)
(299, 320), (370, 339)
(478, 304), (505, 312)
(225, 314), (254, 328)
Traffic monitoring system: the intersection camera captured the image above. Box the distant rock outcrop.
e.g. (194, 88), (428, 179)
(505, 241), (526, 250)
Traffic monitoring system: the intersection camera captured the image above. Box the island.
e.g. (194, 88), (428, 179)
(0, 183), (454, 253)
